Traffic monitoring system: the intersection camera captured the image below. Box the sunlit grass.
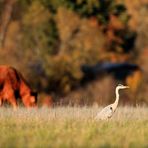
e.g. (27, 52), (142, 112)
(0, 106), (148, 147)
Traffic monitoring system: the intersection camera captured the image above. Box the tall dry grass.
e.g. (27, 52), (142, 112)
(0, 106), (148, 147)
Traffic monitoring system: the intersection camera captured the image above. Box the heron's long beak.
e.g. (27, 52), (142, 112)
(125, 86), (130, 88)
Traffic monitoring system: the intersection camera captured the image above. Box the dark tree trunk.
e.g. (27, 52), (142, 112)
(0, 0), (16, 48)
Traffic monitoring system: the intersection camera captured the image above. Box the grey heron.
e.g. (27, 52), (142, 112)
(95, 84), (129, 120)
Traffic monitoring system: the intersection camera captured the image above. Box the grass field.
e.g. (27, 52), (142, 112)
(0, 106), (148, 148)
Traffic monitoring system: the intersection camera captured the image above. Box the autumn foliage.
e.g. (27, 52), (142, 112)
(0, 0), (147, 105)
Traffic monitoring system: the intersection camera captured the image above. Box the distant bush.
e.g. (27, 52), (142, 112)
(0, 0), (143, 105)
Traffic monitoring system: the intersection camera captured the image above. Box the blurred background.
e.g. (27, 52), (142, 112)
(0, 0), (148, 106)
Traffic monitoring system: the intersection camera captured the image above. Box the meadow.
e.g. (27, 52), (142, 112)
(0, 106), (148, 148)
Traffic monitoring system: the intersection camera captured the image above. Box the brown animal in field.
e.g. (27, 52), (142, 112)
(0, 65), (37, 109)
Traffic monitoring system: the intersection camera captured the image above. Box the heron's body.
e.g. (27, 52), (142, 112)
(95, 104), (113, 120)
(95, 84), (129, 120)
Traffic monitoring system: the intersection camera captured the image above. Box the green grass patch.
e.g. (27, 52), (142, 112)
(0, 107), (148, 147)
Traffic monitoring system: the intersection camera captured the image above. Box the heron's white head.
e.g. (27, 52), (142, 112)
(116, 84), (129, 90)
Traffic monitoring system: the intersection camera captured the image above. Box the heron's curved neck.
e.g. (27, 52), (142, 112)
(114, 88), (120, 108)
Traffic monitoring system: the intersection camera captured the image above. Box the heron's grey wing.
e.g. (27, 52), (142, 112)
(101, 106), (113, 117)
(106, 107), (113, 118)
(95, 105), (113, 120)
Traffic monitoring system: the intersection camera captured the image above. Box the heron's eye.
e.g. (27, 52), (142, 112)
(110, 107), (113, 110)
